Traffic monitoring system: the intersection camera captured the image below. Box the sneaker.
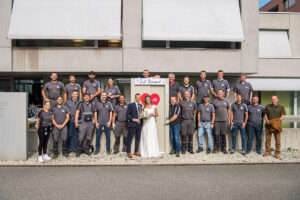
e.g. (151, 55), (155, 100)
(181, 151), (186, 154)
(38, 156), (44, 163)
(42, 154), (51, 161)
(113, 151), (119, 155)
(246, 151), (251, 155)
(53, 154), (58, 159)
(206, 148), (211, 154)
(196, 147), (203, 153)
(242, 150), (246, 156)
(94, 150), (100, 155)
(76, 152), (80, 157)
(188, 151), (195, 154)
(230, 150), (235, 155)
(63, 153), (70, 157)
(256, 151), (261, 155)
(176, 153), (180, 157)
(170, 150), (175, 155)
(212, 149), (217, 154)
(107, 149), (111, 155)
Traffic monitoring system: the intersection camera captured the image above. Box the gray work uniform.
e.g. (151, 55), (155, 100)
(113, 103), (129, 152)
(233, 82), (253, 105)
(43, 81), (65, 109)
(169, 81), (180, 99)
(212, 79), (230, 98)
(38, 111), (52, 127)
(231, 103), (248, 124)
(247, 104), (265, 126)
(95, 101), (114, 125)
(65, 99), (81, 120)
(195, 80), (212, 103)
(179, 100), (197, 135)
(64, 83), (82, 101)
(179, 100), (197, 152)
(51, 106), (70, 142)
(51, 105), (70, 155)
(105, 85), (121, 106)
(212, 98), (230, 151)
(77, 101), (95, 148)
(83, 80), (101, 102)
(198, 103), (215, 122)
(178, 85), (195, 101)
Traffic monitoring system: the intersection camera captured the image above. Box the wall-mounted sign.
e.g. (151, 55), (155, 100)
(135, 78), (166, 85)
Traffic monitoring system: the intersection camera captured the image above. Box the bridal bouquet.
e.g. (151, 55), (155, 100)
(139, 111), (149, 119)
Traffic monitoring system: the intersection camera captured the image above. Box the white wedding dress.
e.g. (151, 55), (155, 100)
(140, 105), (161, 158)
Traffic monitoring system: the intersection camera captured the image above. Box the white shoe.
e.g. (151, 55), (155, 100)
(38, 156), (44, 163)
(43, 154), (51, 161)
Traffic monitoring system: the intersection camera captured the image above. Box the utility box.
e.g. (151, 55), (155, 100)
(0, 92), (27, 160)
(130, 78), (170, 153)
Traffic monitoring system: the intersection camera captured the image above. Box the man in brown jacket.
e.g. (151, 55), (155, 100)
(264, 96), (286, 159)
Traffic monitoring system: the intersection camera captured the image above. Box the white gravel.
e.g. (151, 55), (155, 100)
(1, 150), (300, 166)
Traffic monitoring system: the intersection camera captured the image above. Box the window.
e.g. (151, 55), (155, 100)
(285, 0), (296, 10)
(13, 40), (122, 48)
(15, 79), (43, 106)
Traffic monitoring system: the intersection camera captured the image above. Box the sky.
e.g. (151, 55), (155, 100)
(259, 0), (272, 8)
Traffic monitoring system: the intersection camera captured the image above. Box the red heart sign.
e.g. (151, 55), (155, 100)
(151, 93), (160, 105)
(141, 93), (160, 105)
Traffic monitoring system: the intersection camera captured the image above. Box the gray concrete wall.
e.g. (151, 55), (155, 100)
(0, 92), (27, 160)
(0, 0), (12, 71)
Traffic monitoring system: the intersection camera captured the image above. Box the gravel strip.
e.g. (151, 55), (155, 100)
(1, 150), (300, 166)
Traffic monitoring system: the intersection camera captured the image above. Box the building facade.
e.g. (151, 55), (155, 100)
(0, 0), (300, 128)
(260, 0), (300, 12)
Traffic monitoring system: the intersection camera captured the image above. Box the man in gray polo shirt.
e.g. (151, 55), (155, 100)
(64, 74), (82, 102)
(211, 69), (230, 99)
(178, 76), (195, 101)
(179, 90), (197, 154)
(82, 71), (101, 102)
(168, 73), (180, 100)
(247, 96), (265, 155)
(197, 95), (215, 154)
(112, 95), (129, 154)
(65, 90), (81, 153)
(230, 94), (248, 155)
(42, 72), (65, 110)
(212, 89), (231, 154)
(51, 96), (70, 158)
(94, 92), (113, 155)
(233, 74), (253, 105)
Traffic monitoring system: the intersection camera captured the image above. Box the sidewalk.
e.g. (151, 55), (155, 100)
(1, 150), (300, 166)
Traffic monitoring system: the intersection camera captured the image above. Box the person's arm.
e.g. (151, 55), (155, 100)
(197, 111), (201, 128)
(63, 93), (67, 103)
(36, 117), (40, 130)
(280, 115), (285, 121)
(94, 112), (100, 129)
(91, 88), (101, 100)
(151, 108), (158, 117)
(62, 114), (70, 127)
(82, 87), (87, 95)
(226, 90), (230, 99)
(211, 112), (215, 129)
(230, 111), (234, 127)
(249, 91), (253, 103)
(75, 110), (80, 128)
(112, 112), (117, 124)
(169, 114), (178, 123)
(234, 93), (237, 102)
(228, 108), (231, 126)
(242, 112), (248, 128)
(107, 111), (112, 127)
(264, 114), (269, 124)
(178, 91), (183, 102)
(51, 115), (60, 129)
(41, 90), (50, 102)
(126, 104), (134, 122)
(152, 75), (161, 78)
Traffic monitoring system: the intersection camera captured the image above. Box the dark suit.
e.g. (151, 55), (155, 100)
(126, 102), (143, 153)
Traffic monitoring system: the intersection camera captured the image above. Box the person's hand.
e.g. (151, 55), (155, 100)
(133, 119), (140, 124)
(96, 122), (100, 129)
(242, 122), (246, 129)
(90, 94), (95, 99)
(106, 121), (111, 127)
(210, 123), (214, 130)
(75, 122), (79, 128)
(45, 98), (50, 102)
(230, 121), (233, 127)
(165, 120), (170, 125)
(266, 119), (270, 125)
(112, 123), (116, 131)
(56, 125), (63, 130)
(198, 123), (201, 128)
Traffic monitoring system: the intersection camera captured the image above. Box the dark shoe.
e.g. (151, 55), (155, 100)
(94, 150), (100, 155)
(206, 148), (211, 154)
(246, 151), (251, 154)
(256, 151), (261, 155)
(76, 152), (80, 157)
(222, 150), (228, 154)
(196, 147), (203, 153)
(170, 150), (175, 155)
(63, 153), (69, 157)
(242, 150), (246, 156)
(189, 151), (195, 154)
(84, 147), (91, 156)
(181, 151), (186, 154)
(113, 151), (119, 155)
(212, 149), (217, 154)
(176, 153), (180, 157)
(53, 154), (58, 159)
(230, 150), (235, 155)
(107, 149), (111, 155)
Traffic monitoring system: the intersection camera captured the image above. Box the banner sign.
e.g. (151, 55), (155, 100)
(135, 78), (166, 85)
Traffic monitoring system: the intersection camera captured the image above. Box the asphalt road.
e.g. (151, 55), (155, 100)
(0, 164), (300, 200)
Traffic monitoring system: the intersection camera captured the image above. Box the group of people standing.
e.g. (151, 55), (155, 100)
(166, 70), (286, 159)
(35, 69), (286, 163)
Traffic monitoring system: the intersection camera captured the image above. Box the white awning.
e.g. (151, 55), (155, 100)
(247, 78), (300, 91)
(8, 0), (121, 40)
(142, 0), (244, 42)
(259, 30), (292, 58)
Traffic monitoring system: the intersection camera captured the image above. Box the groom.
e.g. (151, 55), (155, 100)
(126, 93), (143, 158)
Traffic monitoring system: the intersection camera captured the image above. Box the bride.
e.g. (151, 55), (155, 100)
(140, 95), (161, 158)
